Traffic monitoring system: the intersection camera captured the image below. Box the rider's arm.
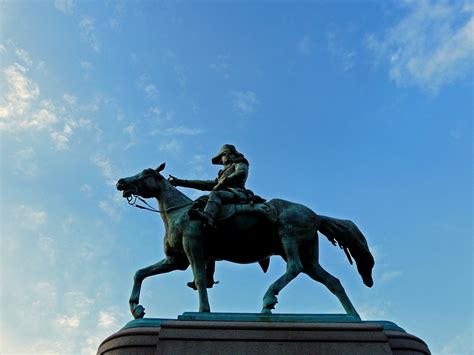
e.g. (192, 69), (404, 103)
(174, 179), (217, 191)
(220, 162), (248, 187)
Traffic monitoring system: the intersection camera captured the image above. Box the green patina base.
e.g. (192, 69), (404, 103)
(121, 312), (405, 332)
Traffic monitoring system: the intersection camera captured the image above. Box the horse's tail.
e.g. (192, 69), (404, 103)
(317, 215), (375, 288)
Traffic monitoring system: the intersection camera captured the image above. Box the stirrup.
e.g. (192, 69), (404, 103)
(187, 280), (220, 290)
(189, 209), (217, 230)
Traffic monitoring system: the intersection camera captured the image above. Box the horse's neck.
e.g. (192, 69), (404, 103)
(156, 183), (191, 225)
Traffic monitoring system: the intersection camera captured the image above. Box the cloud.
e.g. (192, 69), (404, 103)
(38, 236), (57, 265)
(210, 54), (231, 79)
(210, 54), (229, 71)
(164, 126), (202, 135)
(327, 32), (355, 71)
(159, 138), (183, 153)
(80, 60), (94, 79)
(358, 301), (391, 320)
(15, 48), (33, 67)
(379, 270), (402, 283)
(439, 328), (473, 354)
(0, 64), (40, 125)
(29, 108), (58, 129)
(63, 93), (77, 105)
(14, 147), (39, 177)
(80, 184), (92, 194)
(107, 0), (126, 30)
(231, 90), (259, 115)
(55, 315), (80, 328)
(79, 16), (101, 52)
(297, 35), (312, 56)
(98, 310), (118, 329)
(54, 0), (75, 14)
(51, 130), (69, 150)
(16, 205), (47, 228)
(144, 84), (158, 99)
(51, 122), (74, 150)
(365, 1), (474, 94)
(80, 60), (93, 70)
(98, 200), (120, 220)
(91, 155), (117, 186)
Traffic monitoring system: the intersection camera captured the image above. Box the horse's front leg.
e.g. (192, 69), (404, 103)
(130, 256), (189, 319)
(184, 238), (210, 312)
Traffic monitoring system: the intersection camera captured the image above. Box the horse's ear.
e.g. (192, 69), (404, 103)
(156, 162), (166, 173)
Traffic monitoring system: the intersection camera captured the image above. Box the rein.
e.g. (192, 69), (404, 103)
(127, 194), (192, 213)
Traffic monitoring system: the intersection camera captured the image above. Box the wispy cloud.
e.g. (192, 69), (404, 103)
(63, 93), (77, 105)
(379, 270), (402, 283)
(159, 138), (183, 154)
(137, 74), (159, 100)
(91, 154), (117, 186)
(79, 16), (101, 52)
(54, 0), (75, 14)
(0, 64), (40, 126)
(14, 147), (39, 177)
(38, 236), (57, 265)
(51, 123), (73, 151)
(163, 126), (203, 135)
(210, 54), (230, 79)
(365, 1), (474, 94)
(80, 60), (93, 79)
(15, 48), (33, 67)
(358, 301), (391, 320)
(439, 328), (473, 354)
(16, 205), (47, 228)
(327, 32), (355, 71)
(107, 0), (126, 30)
(98, 310), (119, 329)
(98, 200), (120, 220)
(55, 314), (80, 328)
(231, 90), (259, 115)
(145, 84), (158, 99)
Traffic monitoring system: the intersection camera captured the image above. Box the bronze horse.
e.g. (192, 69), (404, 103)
(116, 163), (374, 319)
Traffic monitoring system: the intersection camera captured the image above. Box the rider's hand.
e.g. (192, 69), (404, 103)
(168, 175), (180, 186)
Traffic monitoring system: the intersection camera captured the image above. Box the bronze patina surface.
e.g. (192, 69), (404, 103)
(116, 146), (375, 319)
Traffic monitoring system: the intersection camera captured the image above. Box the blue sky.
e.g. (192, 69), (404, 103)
(0, 0), (472, 353)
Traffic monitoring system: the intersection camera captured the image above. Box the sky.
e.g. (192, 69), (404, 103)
(0, 0), (472, 353)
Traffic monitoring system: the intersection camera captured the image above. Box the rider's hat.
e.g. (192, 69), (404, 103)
(212, 144), (241, 165)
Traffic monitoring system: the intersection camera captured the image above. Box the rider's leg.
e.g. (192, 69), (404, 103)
(193, 191), (235, 229)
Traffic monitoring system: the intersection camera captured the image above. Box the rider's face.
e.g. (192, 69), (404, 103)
(221, 151), (234, 165)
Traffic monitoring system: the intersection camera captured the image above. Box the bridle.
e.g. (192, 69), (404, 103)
(125, 170), (192, 213)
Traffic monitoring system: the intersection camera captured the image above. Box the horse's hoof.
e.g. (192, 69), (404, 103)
(131, 304), (146, 319)
(262, 295), (278, 310)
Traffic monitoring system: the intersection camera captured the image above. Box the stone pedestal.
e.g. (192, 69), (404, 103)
(97, 313), (430, 355)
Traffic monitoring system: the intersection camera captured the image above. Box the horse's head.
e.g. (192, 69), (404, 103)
(116, 162), (167, 199)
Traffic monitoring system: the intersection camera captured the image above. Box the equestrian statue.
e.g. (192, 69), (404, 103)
(116, 144), (375, 319)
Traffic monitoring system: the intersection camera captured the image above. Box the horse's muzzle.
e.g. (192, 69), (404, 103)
(116, 179), (136, 198)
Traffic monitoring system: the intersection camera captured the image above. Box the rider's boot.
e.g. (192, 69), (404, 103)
(193, 200), (220, 230)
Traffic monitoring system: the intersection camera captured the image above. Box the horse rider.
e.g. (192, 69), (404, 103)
(168, 144), (252, 290)
(168, 144), (251, 230)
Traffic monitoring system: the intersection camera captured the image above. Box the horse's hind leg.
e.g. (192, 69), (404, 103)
(261, 238), (303, 314)
(301, 240), (360, 318)
(130, 256), (189, 319)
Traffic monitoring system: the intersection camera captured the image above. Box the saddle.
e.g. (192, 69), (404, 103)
(189, 195), (278, 224)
